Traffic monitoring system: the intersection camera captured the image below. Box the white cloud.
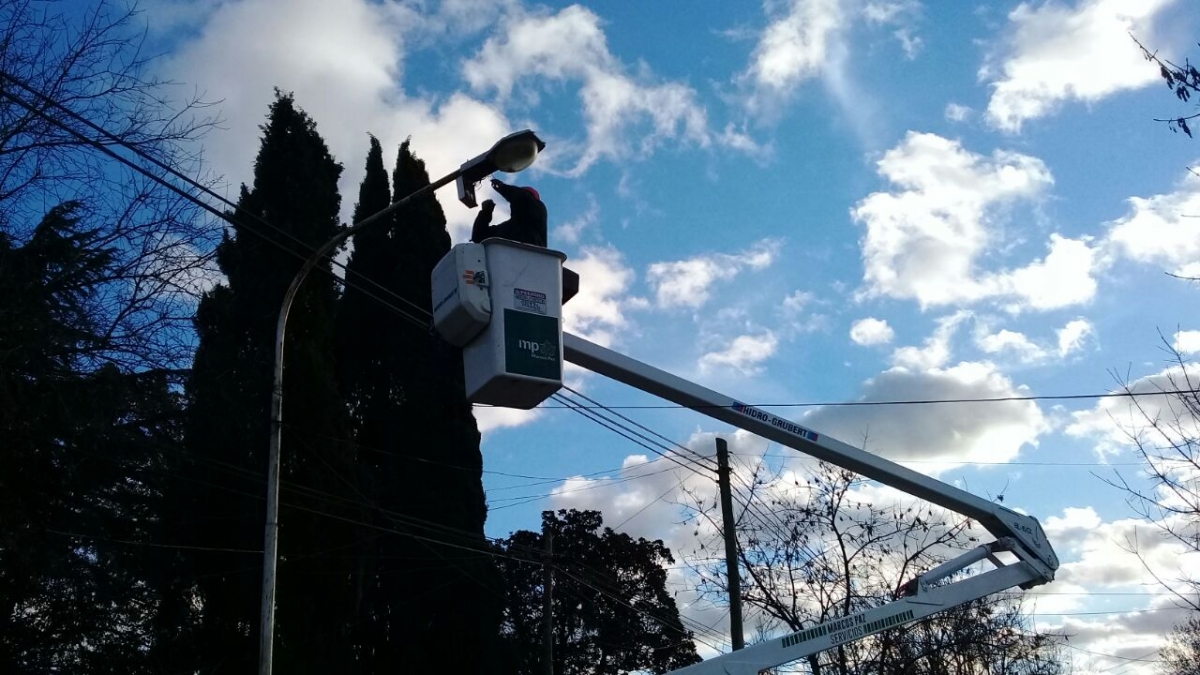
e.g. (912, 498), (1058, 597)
(803, 360), (1049, 468)
(647, 240), (778, 309)
(1105, 169), (1200, 276)
(971, 317), (1093, 363)
(778, 290), (829, 336)
(982, 0), (1177, 133)
(474, 405), (542, 434)
(977, 328), (1045, 362)
(554, 195), (598, 245)
(1004, 234), (1098, 311)
(850, 317), (895, 345)
(1044, 507), (1198, 593)
(699, 332), (780, 374)
(745, 0), (844, 98)
(463, 5), (750, 175)
(158, 0), (515, 239)
(853, 132), (1098, 311)
(782, 290), (816, 314)
(1066, 362), (1200, 458)
(562, 245), (641, 348)
(739, 0), (919, 131)
(1057, 318), (1094, 357)
(1174, 330), (1200, 355)
(944, 102), (972, 122)
(891, 311), (970, 370)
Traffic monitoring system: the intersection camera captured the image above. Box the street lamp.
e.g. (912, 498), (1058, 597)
(259, 129), (545, 675)
(456, 129), (545, 207)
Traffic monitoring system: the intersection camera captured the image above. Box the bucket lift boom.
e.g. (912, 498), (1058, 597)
(430, 240), (1058, 674)
(562, 332), (1059, 675)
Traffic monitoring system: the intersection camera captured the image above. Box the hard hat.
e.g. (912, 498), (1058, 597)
(523, 186), (541, 201)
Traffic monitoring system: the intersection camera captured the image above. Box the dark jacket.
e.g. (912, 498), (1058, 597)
(470, 183), (547, 247)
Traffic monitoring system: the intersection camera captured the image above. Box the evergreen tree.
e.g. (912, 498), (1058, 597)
(0, 203), (186, 674)
(336, 138), (503, 673)
(182, 91), (356, 672)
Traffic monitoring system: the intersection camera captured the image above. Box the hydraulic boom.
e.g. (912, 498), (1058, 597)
(562, 332), (1059, 674)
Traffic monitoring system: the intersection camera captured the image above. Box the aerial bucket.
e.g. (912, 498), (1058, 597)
(431, 239), (567, 409)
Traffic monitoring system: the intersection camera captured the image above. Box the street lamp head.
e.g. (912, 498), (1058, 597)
(489, 129), (544, 173)
(457, 129), (545, 208)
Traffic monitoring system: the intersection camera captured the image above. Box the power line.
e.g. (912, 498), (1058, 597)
(527, 388), (1200, 410)
(552, 390), (716, 478)
(44, 528), (262, 554)
(1064, 643), (1161, 664)
(561, 384), (718, 472)
(1036, 606), (1191, 617)
(611, 471), (689, 531)
(2, 69), (719, 521)
(486, 462), (688, 511)
(0, 69), (436, 330)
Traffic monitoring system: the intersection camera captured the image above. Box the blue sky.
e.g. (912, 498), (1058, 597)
(140, 0), (1200, 670)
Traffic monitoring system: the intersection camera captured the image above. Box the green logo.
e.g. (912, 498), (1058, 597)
(504, 309), (561, 380)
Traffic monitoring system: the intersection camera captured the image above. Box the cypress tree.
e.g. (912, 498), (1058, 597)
(182, 91), (356, 672)
(336, 139), (503, 673)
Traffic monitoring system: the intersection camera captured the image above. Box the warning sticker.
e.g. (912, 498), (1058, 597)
(514, 287), (547, 315)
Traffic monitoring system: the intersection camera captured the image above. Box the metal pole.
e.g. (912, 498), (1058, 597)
(542, 512), (555, 675)
(259, 170), (459, 675)
(716, 438), (744, 651)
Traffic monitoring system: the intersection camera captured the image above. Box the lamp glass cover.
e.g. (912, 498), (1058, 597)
(490, 138), (539, 173)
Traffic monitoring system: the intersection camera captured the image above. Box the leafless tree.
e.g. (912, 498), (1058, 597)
(1161, 614), (1200, 675)
(1104, 340), (1200, 611)
(1133, 35), (1200, 138)
(683, 458), (1066, 674)
(0, 0), (221, 370)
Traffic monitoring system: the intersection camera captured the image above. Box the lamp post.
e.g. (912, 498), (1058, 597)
(258, 129), (545, 675)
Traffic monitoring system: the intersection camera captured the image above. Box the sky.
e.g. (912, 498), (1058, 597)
(132, 0), (1200, 671)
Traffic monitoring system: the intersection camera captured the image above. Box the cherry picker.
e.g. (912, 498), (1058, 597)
(432, 239), (1059, 675)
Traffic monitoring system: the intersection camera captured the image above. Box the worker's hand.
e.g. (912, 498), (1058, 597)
(490, 178), (506, 191)
(481, 199), (495, 211)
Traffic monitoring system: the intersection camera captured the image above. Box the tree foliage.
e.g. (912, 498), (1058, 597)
(179, 91), (358, 672)
(334, 135), (503, 673)
(0, 203), (186, 673)
(493, 510), (701, 675)
(686, 460), (1065, 674)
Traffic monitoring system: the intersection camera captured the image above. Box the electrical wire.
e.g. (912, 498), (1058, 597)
(551, 390), (716, 478)
(0, 69), (436, 329)
(19, 69), (1187, 661)
(611, 470), (689, 531)
(486, 461), (691, 511)
(1, 69), (722, 531)
(561, 384), (718, 472)
(531, 388), (1200, 410)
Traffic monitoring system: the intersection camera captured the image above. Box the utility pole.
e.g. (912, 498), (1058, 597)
(542, 511), (555, 675)
(716, 438), (744, 651)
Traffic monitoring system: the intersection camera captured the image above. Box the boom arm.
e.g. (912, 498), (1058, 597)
(562, 332), (1059, 673)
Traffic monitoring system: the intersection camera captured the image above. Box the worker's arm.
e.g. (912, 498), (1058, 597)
(470, 200), (496, 243)
(491, 179), (534, 207)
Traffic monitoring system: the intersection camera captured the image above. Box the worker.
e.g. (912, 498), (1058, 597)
(470, 178), (547, 247)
